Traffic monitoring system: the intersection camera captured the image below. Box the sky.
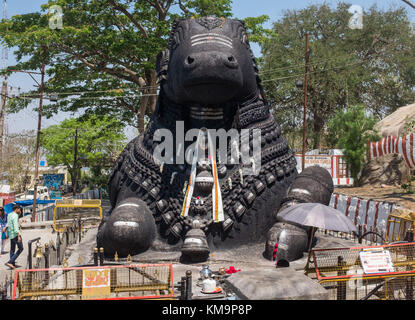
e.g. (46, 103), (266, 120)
(2, 0), (415, 139)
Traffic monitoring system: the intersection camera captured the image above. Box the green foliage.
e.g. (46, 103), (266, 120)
(178, 0), (232, 18)
(261, 2), (415, 150)
(0, 0), (269, 133)
(40, 115), (126, 190)
(328, 105), (380, 186)
(401, 175), (415, 194)
(2, 131), (37, 193)
(403, 116), (415, 135)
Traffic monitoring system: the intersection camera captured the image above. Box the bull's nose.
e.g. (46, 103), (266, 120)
(184, 52), (239, 70)
(224, 55), (238, 68)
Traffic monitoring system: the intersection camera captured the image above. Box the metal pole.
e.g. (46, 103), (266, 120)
(0, 78), (7, 169)
(56, 233), (61, 265)
(180, 277), (186, 300)
(32, 47), (46, 222)
(301, 33), (309, 171)
(185, 270), (192, 300)
(73, 128), (78, 197)
(78, 215), (82, 243)
(93, 247), (98, 266)
(99, 247), (104, 266)
(337, 256), (346, 300)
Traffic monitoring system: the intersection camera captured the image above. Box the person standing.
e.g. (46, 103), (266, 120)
(5, 204), (23, 269)
(0, 207), (8, 254)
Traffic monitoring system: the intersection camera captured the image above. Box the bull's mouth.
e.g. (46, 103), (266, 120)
(183, 76), (242, 88)
(182, 79), (241, 105)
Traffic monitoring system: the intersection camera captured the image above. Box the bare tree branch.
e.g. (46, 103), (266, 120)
(402, 0), (415, 9)
(108, 0), (149, 39)
(56, 44), (142, 84)
(178, 0), (189, 15)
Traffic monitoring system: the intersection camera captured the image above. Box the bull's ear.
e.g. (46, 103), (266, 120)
(156, 48), (170, 83)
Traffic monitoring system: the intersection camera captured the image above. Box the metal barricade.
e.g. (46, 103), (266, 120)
(53, 199), (102, 232)
(305, 242), (415, 300)
(386, 209), (415, 243)
(12, 264), (174, 300)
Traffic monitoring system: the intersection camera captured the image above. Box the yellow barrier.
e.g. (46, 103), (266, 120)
(53, 199), (103, 232)
(319, 271), (415, 300)
(12, 263), (175, 300)
(386, 209), (415, 243)
(305, 242), (415, 300)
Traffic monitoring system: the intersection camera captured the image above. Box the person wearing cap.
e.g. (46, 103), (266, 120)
(5, 204), (23, 269)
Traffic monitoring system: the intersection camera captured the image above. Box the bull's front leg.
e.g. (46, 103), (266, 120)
(97, 197), (156, 257)
(264, 166), (334, 266)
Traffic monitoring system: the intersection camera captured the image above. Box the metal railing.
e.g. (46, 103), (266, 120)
(316, 225), (387, 246)
(305, 242), (415, 300)
(12, 263), (174, 300)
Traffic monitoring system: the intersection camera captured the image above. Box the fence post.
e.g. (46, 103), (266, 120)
(57, 233), (61, 265)
(180, 276), (186, 300)
(99, 247), (104, 266)
(78, 215), (82, 243)
(337, 256), (346, 300)
(185, 270), (192, 300)
(27, 241), (33, 270)
(44, 243), (50, 286)
(93, 248), (98, 266)
(65, 230), (69, 247)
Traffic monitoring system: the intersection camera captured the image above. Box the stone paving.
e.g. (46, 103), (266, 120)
(0, 223), (57, 285)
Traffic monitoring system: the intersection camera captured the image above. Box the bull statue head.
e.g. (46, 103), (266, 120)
(156, 16), (263, 106)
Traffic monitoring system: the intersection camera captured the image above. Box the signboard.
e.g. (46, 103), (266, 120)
(359, 249), (395, 274)
(82, 268), (111, 300)
(295, 155), (333, 173)
(50, 190), (62, 199)
(304, 155), (332, 171)
(43, 174), (64, 189)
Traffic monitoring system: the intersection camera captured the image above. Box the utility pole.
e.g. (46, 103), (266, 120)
(0, 0), (8, 172)
(301, 33), (309, 172)
(0, 79), (7, 169)
(73, 128), (78, 197)
(31, 47), (46, 222)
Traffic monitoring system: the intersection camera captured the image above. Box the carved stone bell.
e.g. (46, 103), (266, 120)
(181, 220), (210, 262)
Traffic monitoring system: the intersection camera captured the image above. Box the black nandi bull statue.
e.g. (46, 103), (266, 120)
(97, 16), (334, 264)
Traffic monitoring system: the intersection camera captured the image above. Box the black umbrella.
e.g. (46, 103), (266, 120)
(278, 202), (358, 255)
(278, 202), (357, 233)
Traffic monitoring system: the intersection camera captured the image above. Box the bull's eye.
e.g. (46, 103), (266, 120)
(172, 34), (180, 49)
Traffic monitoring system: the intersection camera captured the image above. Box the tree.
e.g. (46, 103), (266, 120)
(40, 115), (126, 195)
(0, 0), (269, 133)
(260, 3), (415, 150)
(2, 131), (37, 193)
(327, 104), (380, 186)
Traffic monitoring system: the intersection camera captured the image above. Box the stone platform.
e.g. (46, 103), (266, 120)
(116, 231), (358, 300)
(44, 222), (359, 300)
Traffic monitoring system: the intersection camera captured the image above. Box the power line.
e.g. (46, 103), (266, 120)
(258, 55), (360, 75)
(260, 57), (379, 83)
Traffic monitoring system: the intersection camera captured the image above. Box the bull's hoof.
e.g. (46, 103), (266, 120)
(264, 222), (309, 265)
(97, 198), (156, 257)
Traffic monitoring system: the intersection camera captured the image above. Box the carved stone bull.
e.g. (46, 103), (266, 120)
(96, 16), (333, 264)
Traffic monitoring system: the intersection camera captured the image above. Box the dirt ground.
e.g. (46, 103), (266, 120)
(335, 182), (415, 211)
